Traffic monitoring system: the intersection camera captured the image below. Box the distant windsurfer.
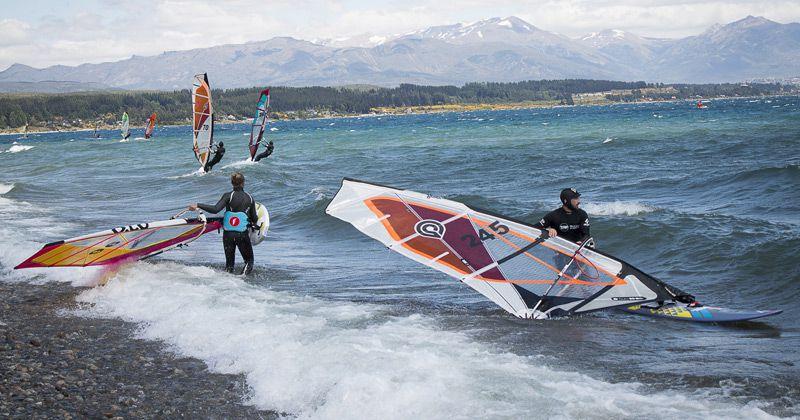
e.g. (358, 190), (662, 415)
(204, 142), (225, 172)
(253, 140), (274, 162)
(189, 172), (256, 274)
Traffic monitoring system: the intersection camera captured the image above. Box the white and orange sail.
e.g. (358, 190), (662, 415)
(192, 73), (214, 168)
(327, 179), (684, 319)
(144, 113), (157, 139)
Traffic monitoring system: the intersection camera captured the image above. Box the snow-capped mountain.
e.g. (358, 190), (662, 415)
(0, 15), (797, 91)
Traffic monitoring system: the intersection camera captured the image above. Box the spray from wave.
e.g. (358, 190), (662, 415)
(0, 183), (98, 285)
(2, 145), (35, 153)
(583, 201), (656, 216)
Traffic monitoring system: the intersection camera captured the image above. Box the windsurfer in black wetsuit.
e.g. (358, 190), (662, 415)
(189, 172), (256, 274)
(253, 140), (274, 162)
(204, 142), (225, 172)
(535, 188), (697, 307)
(535, 188), (591, 245)
(534, 188), (592, 280)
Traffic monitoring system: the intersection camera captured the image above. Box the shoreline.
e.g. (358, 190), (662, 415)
(0, 280), (277, 418)
(0, 94), (793, 136)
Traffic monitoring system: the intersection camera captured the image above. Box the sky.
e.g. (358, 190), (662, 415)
(1, 0), (799, 70)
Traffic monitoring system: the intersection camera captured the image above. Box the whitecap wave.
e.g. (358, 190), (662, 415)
(167, 168), (207, 179)
(583, 201), (656, 216)
(309, 186), (329, 201)
(66, 262), (772, 418)
(0, 184), (96, 285)
(3, 145), (34, 153)
(222, 159), (256, 169)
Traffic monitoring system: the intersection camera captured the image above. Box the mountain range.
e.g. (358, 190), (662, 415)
(0, 15), (798, 91)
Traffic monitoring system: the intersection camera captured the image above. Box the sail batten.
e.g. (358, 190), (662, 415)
(327, 178), (675, 319)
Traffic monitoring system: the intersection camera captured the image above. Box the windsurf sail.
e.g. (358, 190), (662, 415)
(326, 178), (686, 319)
(249, 89), (270, 160)
(121, 112), (130, 140)
(22, 123), (28, 139)
(144, 113), (157, 139)
(15, 216), (221, 269)
(93, 122), (98, 138)
(192, 73), (214, 168)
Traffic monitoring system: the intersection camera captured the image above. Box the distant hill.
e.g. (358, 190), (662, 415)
(0, 15), (798, 92)
(0, 80), (115, 94)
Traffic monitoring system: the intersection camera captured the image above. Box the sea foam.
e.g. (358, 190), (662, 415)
(69, 262), (772, 419)
(583, 201), (656, 216)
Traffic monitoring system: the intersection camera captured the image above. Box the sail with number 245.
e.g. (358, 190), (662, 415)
(326, 178), (688, 319)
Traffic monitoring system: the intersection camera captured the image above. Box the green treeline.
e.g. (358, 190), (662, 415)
(0, 79), (790, 129)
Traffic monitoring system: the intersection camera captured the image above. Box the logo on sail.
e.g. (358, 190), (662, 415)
(415, 219), (446, 239)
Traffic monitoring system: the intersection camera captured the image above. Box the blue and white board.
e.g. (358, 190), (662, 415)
(622, 303), (782, 323)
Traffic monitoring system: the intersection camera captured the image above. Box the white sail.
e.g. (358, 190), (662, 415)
(121, 112), (130, 140)
(327, 179), (677, 319)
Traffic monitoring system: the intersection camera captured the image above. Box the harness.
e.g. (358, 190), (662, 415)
(222, 191), (254, 232)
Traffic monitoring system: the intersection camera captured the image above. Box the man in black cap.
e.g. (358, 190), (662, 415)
(533, 188), (592, 281)
(534, 188), (591, 245)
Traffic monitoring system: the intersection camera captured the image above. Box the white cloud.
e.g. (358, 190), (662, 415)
(0, 0), (798, 69)
(0, 19), (31, 47)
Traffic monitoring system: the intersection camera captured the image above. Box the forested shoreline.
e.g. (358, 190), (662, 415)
(0, 79), (792, 129)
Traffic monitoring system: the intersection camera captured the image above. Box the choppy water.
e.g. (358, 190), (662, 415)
(1, 97), (799, 418)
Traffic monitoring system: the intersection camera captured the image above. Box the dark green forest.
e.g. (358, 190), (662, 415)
(0, 79), (791, 128)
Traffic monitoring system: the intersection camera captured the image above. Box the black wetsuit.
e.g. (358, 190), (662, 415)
(534, 206), (696, 306)
(534, 207), (590, 244)
(198, 187), (257, 273)
(253, 142), (274, 162)
(204, 145), (225, 172)
(534, 207), (591, 277)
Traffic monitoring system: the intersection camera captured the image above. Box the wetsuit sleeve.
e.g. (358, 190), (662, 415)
(533, 212), (554, 229)
(197, 193), (229, 214)
(578, 211), (591, 243)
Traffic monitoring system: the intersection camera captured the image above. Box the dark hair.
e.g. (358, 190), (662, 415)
(231, 172), (244, 188)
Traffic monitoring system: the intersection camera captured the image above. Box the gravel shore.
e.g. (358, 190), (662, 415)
(0, 281), (277, 419)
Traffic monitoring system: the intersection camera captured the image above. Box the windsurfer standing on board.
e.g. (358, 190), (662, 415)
(253, 140), (274, 162)
(188, 172), (256, 274)
(204, 141), (225, 172)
